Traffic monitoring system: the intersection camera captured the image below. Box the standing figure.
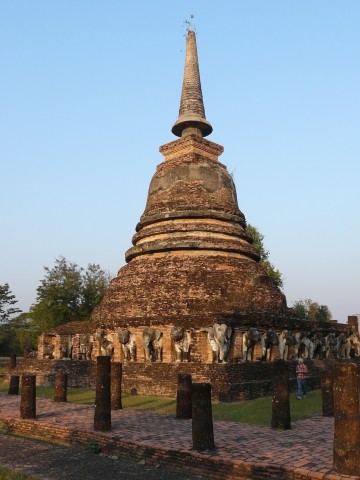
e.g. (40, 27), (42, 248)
(296, 358), (308, 400)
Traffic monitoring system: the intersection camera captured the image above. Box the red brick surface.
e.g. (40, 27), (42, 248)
(0, 392), (358, 480)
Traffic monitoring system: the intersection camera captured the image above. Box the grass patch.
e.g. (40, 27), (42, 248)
(0, 467), (38, 480)
(212, 390), (322, 424)
(0, 376), (323, 425)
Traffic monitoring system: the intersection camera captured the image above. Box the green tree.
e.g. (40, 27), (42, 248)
(80, 263), (111, 318)
(0, 313), (36, 355)
(315, 304), (332, 322)
(292, 298), (332, 322)
(0, 283), (22, 324)
(30, 256), (111, 333)
(246, 224), (284, 289)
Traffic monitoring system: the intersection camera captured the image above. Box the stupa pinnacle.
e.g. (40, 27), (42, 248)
(172, 30), (213, 138)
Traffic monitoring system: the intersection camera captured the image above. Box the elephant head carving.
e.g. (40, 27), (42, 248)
(78, 334), (93, 360)
(44, 342), (55, 359)
(242, 327), (260, 362)
(142, 328), (163, 362)
(96, 330), (114, 357)
(205, 323), (232, 363)
(60, 335), (73, 359)
(278, 330), (296, 360)
(261, 329), (279, 361)
(170, 326), (191, 363)
(118, 329), (136, 362)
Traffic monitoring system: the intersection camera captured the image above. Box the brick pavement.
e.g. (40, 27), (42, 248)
(0, 392), (359, 480)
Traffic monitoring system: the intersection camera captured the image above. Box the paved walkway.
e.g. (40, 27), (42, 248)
(0, 392), (359, 480)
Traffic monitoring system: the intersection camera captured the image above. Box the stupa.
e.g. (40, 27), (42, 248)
(91, 30), (287, 334)
(27, 30), (355, 399)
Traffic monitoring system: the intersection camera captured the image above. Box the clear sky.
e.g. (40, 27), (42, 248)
(1, 1), (359, 323)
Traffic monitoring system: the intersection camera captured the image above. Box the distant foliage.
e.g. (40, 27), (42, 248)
(0, 284), (25, 355)
(0, 283), (22, 324)
(29, 256), (111, 333)
(246, 224), (284, 289)
(292, 298), (332, 322)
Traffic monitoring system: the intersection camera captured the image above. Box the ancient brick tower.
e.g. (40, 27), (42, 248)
(91, 30), (287, 334)
(27, 30), (357, 399)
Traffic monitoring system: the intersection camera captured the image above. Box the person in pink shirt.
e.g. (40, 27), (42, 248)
(296, 358), (308, 399)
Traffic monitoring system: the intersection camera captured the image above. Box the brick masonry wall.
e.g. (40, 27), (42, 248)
(9, 358), (324, 401)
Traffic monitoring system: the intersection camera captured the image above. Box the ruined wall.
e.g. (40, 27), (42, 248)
(10, 358), (324, 401)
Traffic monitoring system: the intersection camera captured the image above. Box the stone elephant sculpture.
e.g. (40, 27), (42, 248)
(310, 332), (325, 359)
(295, 331), (314, 359)
(44, 342), (55, 359)
(324, 332), (338, 358)
(278, 330), (296, 360)
(96, 330), (114, 357)
(349, 332), (360, 356)
(170, 326), (191, 363)
(79, 334), (93, 360)
(335, 333), (351, 359)
(118, 329), (136, 362)
(60, 335), (73, 359)
(205, 323), (232, 363)
(260, 329), (279, 361)
(242, 327), (260, 362)
(142, 328), (163, 362)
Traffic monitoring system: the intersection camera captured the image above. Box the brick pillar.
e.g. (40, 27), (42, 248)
(94, 356), (111, 431)
(321, 370), (334, 417)
(9, 353), (16, 370)
(333, 363), (360, 475)
(8, 375), (20, 395)
(192, 383), (215, 451)
(54, 373), (67, 402)
(20, 375), (36, 419)
(176, 373), (192, 419)
(111, 362), (123, 410)
(271, 359), (291, 430)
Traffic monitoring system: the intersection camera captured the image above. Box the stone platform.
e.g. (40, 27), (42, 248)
(0, 392), (358, 480)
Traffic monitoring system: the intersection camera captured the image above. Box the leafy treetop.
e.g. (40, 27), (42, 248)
(246, 224), (284, 289)
(292, 298), (332, 322)
(0, 283), (22, 324)
(29, 256), (111, 333)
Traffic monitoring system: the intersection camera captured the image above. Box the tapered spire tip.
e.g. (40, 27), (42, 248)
(172, 30), (213, 138)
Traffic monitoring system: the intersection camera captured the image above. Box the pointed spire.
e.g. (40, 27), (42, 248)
(172, 30), (213, 138)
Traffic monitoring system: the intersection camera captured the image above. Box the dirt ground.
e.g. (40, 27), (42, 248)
(0, 433), (209, 480)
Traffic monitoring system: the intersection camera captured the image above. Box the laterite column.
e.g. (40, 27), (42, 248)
(176, 373), (192, 419)
(94, 356), (111, 431)
(8, 375), (20, 395)
(333, 362), (360, 475)
(111, 362), (123, 410)
(321, 370), (334, 417)
(20, 374), (36, 419)
(192, 383), (215, 450)
(9, 353), (16, 370)
(54, 373), (68, 402)
(271, 359), (291, 430)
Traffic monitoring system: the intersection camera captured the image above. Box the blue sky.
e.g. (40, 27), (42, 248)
(1, 1), (359, 323)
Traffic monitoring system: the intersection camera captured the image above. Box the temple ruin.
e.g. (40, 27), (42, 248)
(18, 31), (359, 400)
